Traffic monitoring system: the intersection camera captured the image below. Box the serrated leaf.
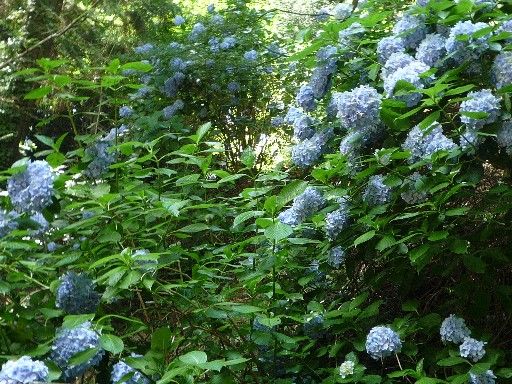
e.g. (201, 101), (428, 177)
(264, 222), (293, 242)
(179, 351), (207, 365)
(100, 334), (124, 354)
(353, 230), (375, 247)
(437, 356), (468, 367)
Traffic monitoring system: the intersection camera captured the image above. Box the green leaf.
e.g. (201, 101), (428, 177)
(24, 86), (52, 100)
(179, 351), (208, 365)
(436, 356), (468, 367)
(353, 231), (376, 247)
(194, 122), (211, 144)
(177, 223), (210, 233)
(62, 314), (95, 329)
(100, 334), (124, 354)
(264, 222), (293, 242)
(199, 358), (249, 372)
(233, 211), (264, 228)
(120, 61), (152, 72)
(428, 231), (448, 241)
(69, 347), (101, 366)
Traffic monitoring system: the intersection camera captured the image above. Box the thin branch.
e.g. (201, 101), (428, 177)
(0, 0), (102, 71)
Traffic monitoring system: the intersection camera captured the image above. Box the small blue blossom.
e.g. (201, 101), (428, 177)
(228, 81), (241, 93)
(401, 172), (428, 205)
(392, 14), (427, 49)
(332, 3), (352, 20)
(445, 21), (491, 64)
(134, 43), (153, 54)
(8, 160), (55, 213)
(440, 314), (471, 344)
(244, 50), (258, 61)
(492, 51), (512, 90)
(56, 272), (101, 314)
(336, 85), (382, 130)
(381, 52), (415, 79)
(309, 62), (336, 99)
(363, 175), (392, 206)
(163, 72), (186, 97)
(278, 187), (326, 226)
(497, 121), (512, 155)
(402, 122), (456, 163)
(377, 36), (405, 64)
(497, 20), (512, 43)
(292, 114), (315, 141)
(303, 315), (324, 339)
(291, 129), (333, 168)
(189, 23), (206, 40)
(460, 89), (500, 129)
(0, 210), (18, 238)
(296, 84), (316, 111)
(339, 22), (365, 52)
(170, 58), (187, 72)
(316, 45), (337, 63)
(211, 14), (224, 25)
(129, 85), (152, 100)
(111, 355), (150, 384)
(365, 326), (402, 360)
(47, 241), (58, 252)
(29, 212), (49, 237)
(173, 15), (185, 26)
(119, 106), (133, 118)
(0, 356), (49, 384)
(84, 141), (115, 179)
(271, 116), (284, 127)
(416, 33), (447, 67)
(325, 197), (350, 240)
(207, 4), (215, 13)
(469, 370), (496, 384)
(328, 246), (346, 268)
(163, 99), (185, 119)
(285, 106), (303, 125)
(220, 36), (237, 50)
(50, 322), (104, 381)
(169, 42), (184, 50)
(460, 337), (486, 362)
(384, 61), (430, 107)
(315, 7), (330, 22)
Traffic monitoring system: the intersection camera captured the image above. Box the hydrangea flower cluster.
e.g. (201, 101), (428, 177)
(303, 315), (324, 339)
(492, 51), (512, 90)
(338, 22), (365, 53)
(469, 370), (496, 384)
(460, 337), (486, 362)
(278, 187), (326, 226)
(415, 33), (446, 67)
(339, 360), (355, 379)
(111, 355), (150, 384)
(7, 160), (55, 213)
(296, 85), (316, 111)
(377, 36), (405, 64)
(163, 72), (186, 98)
(291, 129), (333, 168)
(445, 21), (491, 64)
(220, 36), (237, 50)
(497, 121), (512, 155)
(50, 322), (104, 381)
(328, 246), (346, 268)
(381, 52), (415, 79)
(325, 197), (350, 240)
(383, 60), (430, 107)
(29, 212), (49, 237)
(335, 85), (381, 130)
(392, 14), (427, 49)
(119, 106), (134, 118)
(84, 140), (115, 179)
(0, 210), (18, 238)
(173, 15), (185, 26)
(460, 90), (501, 129)
(0, 356), (49, 384)
(56, 272), (101, 314)
(402, 122), (456, 163)
(163, 99), (185, 119)
(332, 3), (352, 21)
(365, 326), (402, 360)
(363, 175), (391, 206)
(440, 314), (471, 344)
(401, 172), (428, 205)
(189, 23), (206, 40)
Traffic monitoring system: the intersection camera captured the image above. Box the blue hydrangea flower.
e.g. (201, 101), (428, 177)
(207, 3), (215, 13)
(316, 45), (338, 63)
(336, 85), (381, 130)
(266, 42), (285, 57)
(469, 370), (496, 384)
(129, 85), (152, 100)
(173, 15), (185, 26)
(455, 0), (496, 10)
(50, 322), (104, 381)
(163, 72), (185, 97)
(244, 50), (258, 61)
(84, 140), (115, 179)
(296, 85), (316, 111)
(460, 89), (500, 129)
(303, 314), (324, 339)
(316, 7), (330, 22)
(163, 99), (185, 119)
(365, 326), (402, 360)
(440, 314), (471, 344)
(291, 129), (333, 168)
(363, 175), (392, 206)
(392, 14), (427, 49)
(119, 106), (133, 118)
(384, 61), (430, 107)
(292, 113), (315, 141)
(416, 0), (429, 6)
(401, 172), (428, 205)
(402, 122), (456, 163)
(497, 121), (512, 155)
(460, 337), (486, 362)
(29, 212), (49, 237)
(497, 20), (512, 43)
(339, 22), (365, 52)
(377, 36), (405, 64)
(381, 52), (415, 79)
(332, 3), (352, 20)
(325, 197), (350, 240)
(210, 14), (224, 25)
(271, 116), (284, 127)
(328, 246), (346, 268)
(309, 64), (335, 100)
(285, 106), (303, 125)
(134, 43), (153, 54)
(416, 33), (447, 67)
(445, 21), (491, 64)
(339, 131), (366, 163)
(0, 210), (19, 238)
(47, 241), (58, 252)
(56, 272), (101, 314)
(278, 187), (326, 226)
(0, 356), (49, 384)
(170, 58), (187, 72)
(220, 36), (237, 50)
(228, 81), (241, 93)
(111, 355), (150, 384)
(253, 317), (275, 333)
(492, 51), (512, 90)
(189, 23), (206, 40)
(8, 160), (55, 213)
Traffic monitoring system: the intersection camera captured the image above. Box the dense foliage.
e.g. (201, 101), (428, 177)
(2, 0), (512, 383)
